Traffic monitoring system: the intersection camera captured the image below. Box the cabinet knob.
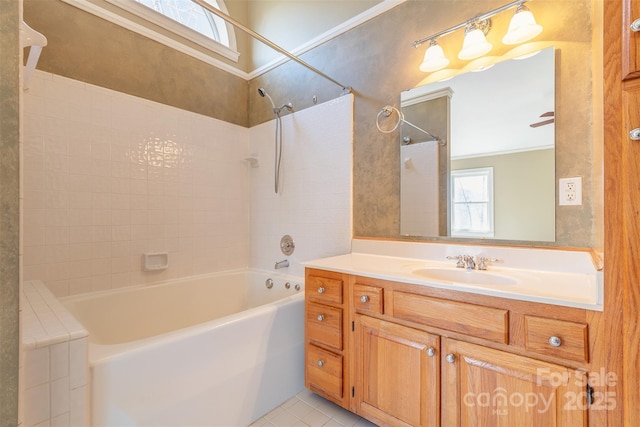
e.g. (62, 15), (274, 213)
(317, 359), (325, 367)
(445, 353), (456, 364)
(548, 336), (562, 347)
(360, 295), (370, 303)
(630, 128), (640, 141)
(426, 347), (436, 357)
(317, 314), (325, 322)
(317, 286), (325, 294)
(631, 18), (640, 32)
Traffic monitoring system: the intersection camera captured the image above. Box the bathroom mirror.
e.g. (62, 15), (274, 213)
(400, 46), (555, 242)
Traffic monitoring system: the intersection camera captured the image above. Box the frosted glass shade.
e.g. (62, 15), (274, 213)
(420, 42), (449, 72)
(458, 28), (492, 60)
(502, 8), (543, 45)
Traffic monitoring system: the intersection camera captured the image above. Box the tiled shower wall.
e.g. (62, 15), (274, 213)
(22, 71), (353, 297)
(248, 95), (353, 278)
(22, 71), (250, 297)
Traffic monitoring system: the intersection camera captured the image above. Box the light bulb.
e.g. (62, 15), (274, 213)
(502, 5), (543, 45)
(458, 26), (492, 60)
(419, 40), (449, 72)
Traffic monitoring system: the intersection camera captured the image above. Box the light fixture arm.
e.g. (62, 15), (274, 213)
(412, 0), (528, 48)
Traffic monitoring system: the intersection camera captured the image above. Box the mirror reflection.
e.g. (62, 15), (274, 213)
(400, 46), (556, 242)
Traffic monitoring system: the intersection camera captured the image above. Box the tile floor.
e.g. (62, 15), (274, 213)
(250, 389), (378, 427)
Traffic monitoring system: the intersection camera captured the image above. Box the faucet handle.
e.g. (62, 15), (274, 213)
(446, 255), (465, 268)
(477, 257), (500, 270)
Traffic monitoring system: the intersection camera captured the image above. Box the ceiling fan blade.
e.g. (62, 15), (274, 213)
(530, 118), (555, 128)
(540, 111), (555, 118)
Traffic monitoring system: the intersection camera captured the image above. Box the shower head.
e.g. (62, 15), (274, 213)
(258, 87), (276, 110)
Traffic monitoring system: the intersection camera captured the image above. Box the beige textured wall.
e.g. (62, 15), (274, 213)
(251, 0), (598, 248)
(246, 0), (382, 69)
(0, 0), (21, 424)
(23, 0), (250, 127)
(21, 0), (599, 250)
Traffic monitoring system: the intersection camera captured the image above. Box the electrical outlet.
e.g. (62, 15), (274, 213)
(559, 177), (582, 206)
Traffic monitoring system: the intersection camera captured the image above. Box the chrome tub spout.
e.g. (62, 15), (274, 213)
(275, 259), (289, 269)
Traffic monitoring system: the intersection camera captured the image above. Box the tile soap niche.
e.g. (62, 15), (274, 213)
(144, 252), (169, 271)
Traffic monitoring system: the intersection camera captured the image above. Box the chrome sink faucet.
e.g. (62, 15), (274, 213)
(447, 255), (500, 270)
(446, 255), (474, 269)
(463, 255), (476, 270)
(447, 255), (480, 270)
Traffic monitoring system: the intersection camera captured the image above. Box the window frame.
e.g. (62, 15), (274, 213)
(450, 167), (495, 238)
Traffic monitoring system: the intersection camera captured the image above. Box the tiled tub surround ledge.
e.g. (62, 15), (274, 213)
(21, 280), (89, 427)
(304, 239), (603, 311)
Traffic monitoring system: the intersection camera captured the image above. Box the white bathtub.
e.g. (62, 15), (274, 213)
(62, 269), (305, 427)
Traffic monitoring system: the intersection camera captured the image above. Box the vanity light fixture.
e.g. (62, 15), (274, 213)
(502, 4), (543, 45)
(412, 0), (542, 73)
(458, 20), (493, 60)
(419, 39), (450, 72)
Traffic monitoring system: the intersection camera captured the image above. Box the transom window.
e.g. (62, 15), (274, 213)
(134, 0), (230, 46)
(94, 0), (239, 63)
(451, 167), (495, 238)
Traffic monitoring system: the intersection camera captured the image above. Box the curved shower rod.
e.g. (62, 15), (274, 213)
(191, 0), (352, 94)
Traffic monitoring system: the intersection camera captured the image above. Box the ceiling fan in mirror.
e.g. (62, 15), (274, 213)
(530, 111), (554, 128)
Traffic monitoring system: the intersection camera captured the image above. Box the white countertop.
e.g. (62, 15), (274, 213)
(304, 242), (603, 311)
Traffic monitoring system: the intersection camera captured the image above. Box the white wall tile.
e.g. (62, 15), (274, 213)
(68, 338), (87, 390)
(69, 386), (88, 427)
(50, 377), (70, 418)
(24, 347), (49, 389)
(24, 383), (49, 427)
(23, 71), (250, 296)
(248, 95), (353, 278)
(49, 342), (69, 381)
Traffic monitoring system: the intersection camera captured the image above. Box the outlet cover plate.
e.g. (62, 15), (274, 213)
(559, 177), (582, 206)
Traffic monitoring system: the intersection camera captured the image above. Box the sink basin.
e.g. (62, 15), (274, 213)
(413, 268), (518, 286)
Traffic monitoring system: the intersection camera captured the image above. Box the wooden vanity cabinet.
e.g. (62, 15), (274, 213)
(304, 269), (351, 407)
(304, 268), (594, 425)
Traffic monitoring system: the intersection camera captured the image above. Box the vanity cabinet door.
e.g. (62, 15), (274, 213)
(354, 315), (440, 427)
(442, 338), (587, 427)
(623, 0), (640, 80)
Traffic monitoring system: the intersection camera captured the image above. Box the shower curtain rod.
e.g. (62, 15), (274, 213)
(191, 0), (352, 94)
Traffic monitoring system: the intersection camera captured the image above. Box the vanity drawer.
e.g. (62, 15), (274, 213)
(524, 316), (589, 362)
(391, 291), (509, 344)
(306, 344), (343, 401)
(307, 302), (342, 350)
(353, 284), (383, 314)
(307, 275), (343, 305)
